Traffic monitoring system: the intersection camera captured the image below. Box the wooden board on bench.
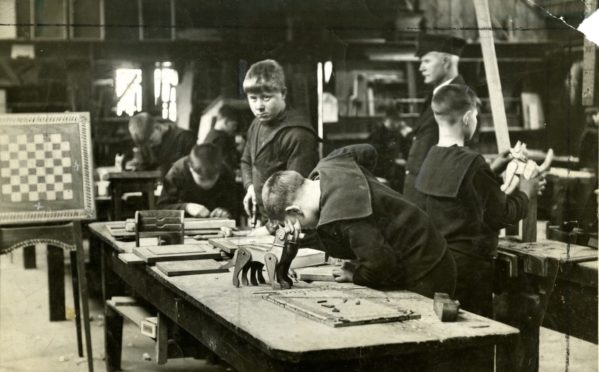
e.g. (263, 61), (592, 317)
(155, 259), (229, 276)
(208, 236), (275, 254)
(294, 265), (337, 282)
(107, 218), (236, 240)
(262, 288), (420, 328)
(133, 243), (221, 263)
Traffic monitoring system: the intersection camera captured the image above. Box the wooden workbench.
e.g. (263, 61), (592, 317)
(89, 221), (519, 372)
(495, 222), (598, 371)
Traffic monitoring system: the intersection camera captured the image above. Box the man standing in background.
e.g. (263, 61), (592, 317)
(403, 34), (467, 205)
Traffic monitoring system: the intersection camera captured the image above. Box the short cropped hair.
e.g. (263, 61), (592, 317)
(431, 84), (478, 125)
(188, 143), (223, 180)
(243, 59), (286, 94)
(383, 107), (401, 121)
(129, 113), (155, 143)
(218, 105), (236, 121)
(262, 171), (306, 222)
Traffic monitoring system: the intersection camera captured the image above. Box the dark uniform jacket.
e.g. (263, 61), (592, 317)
(415, 145), (529, 259)
(157, 156), (238, 218)
(368, 124), (411, 190)
(311, 145), (448, 289)
(204, 129), (239, 170)
(404, 75), (466, 202)
(241, 108), (319, 214)
(139, 124), (196, 178)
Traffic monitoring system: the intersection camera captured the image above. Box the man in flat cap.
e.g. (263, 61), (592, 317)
(403, 34), (469, 206)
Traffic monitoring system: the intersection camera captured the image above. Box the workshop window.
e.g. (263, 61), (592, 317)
(154, 62), (178, 122)
(115, 68), (143, 116)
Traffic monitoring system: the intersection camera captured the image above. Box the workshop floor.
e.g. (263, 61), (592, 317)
(1, 247), (597, 372)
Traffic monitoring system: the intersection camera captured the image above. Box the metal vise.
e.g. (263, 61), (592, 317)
(230, 228), (300, 289)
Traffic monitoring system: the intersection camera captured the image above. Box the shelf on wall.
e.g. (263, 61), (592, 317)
(479, 126), (545, 133)
(325, 132), (370, 141)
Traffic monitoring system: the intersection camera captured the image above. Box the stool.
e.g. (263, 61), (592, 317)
(107, 170), (162, 220)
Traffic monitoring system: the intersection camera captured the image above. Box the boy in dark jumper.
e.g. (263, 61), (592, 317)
(262, 144), (455, 297)
(127, 112), (196, 177)
(240, 59), (319, 230)
(204, 105), (239, 171)
(415, 84), (542, 317)
(157, 143), (238, 219)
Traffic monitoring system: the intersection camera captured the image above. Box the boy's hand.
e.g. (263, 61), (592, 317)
(185, 203), (210, 218)
(332, 261), (356, 283)
(518, 175), (546, 198)
(243, 185), (257, 217)
(283, 216), (303, 242)
(210, 208), (231, 219)
(490, 150), (512, 174)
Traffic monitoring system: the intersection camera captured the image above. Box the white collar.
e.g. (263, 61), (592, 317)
(433, 76), (457, 95)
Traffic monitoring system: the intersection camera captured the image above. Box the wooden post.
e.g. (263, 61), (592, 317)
(70, 250), (84, 357)
(23, 245), (36, 269)
(73, 221), (94, 372)
(473, 0), (511, 153)
(474, 0), (538, 242)
(582, 0), (598, 107)
(47, 245), (66, 321)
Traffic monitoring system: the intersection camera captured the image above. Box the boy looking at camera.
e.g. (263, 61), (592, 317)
(240, 59), (319, 229)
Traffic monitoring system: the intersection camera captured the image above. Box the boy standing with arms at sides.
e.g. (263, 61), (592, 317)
(241, 59), (319, 231)
(157, 143), (238, 219)
(415, 85), (543, 317)
(262, 144), (456, 297)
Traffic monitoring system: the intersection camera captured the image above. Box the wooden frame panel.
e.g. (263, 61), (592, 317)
(0, 112), (95, 224)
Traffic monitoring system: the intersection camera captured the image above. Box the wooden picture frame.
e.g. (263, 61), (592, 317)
(0, 112), (95, 225)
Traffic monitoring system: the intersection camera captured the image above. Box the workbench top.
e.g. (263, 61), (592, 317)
(92, 220), (521, 370)
(146, 266), (517, 361)
(498, 221), (597, 284)
(89, 221), (207, 254)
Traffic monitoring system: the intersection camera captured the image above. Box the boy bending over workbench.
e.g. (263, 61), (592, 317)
(157, 143), (238, 219)
(414, 84), (544, 317)
(261, 144), (456, 298)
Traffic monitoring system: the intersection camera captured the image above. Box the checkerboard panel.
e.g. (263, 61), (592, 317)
(0, 133), (74, 202)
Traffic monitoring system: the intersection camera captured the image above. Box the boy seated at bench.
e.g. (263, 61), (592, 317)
(414, 84), (543, 317)
(157, 143), (238, 219)
(261, 144), (456, 298)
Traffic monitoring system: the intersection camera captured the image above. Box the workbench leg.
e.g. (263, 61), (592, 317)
(70, 250), (84, 358)
(156, 313), (168, 365)
(101, 244), (127, 302)
(23, 245), (36, 269)
(105, 304), (123, 372)
(496, 337), (518, 372)
(47, 245), (66, 321)
(146, 184), (156, 210)
(111, 184), (123, 221)
(73, 222), (94, 372)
